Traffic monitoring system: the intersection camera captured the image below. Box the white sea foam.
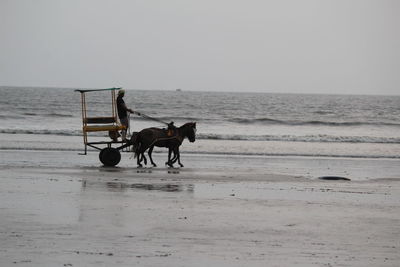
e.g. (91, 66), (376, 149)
(1, 129), (399, 144)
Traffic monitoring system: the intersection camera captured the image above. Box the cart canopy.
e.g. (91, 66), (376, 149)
(75, 87), (122, 93)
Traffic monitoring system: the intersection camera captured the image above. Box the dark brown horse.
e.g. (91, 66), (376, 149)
(131, 122), (196, 167)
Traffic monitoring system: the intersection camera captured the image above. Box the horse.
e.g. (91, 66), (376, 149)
(131, 122), (196, 167)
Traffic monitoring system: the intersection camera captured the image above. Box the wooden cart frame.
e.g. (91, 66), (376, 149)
(75, 87), (131, 166)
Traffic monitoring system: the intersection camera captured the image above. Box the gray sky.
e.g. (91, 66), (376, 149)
(1, 0), (399, 95)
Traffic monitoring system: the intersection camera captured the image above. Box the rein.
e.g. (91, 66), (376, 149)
(133, 111), (169, 126)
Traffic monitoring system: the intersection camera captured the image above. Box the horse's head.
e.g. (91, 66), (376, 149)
(182, 122), (196, 142)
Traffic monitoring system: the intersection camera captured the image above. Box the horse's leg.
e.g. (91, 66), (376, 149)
(148, 145), (157, 167)
(170, 147), (183, 167)
(176, 147), (184, 167)
(166, 147), (173, 167)
(137, 145), (148, 167)
(165, 148), (170, 165)
(138, 139), (153, 167)
(134, 135), (143, 168)
(137, 151), (143, 168)
(142, 152), (147, 166)
(170, 147), (178, 164)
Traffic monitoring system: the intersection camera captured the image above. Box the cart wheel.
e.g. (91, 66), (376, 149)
(99, 148), (121, 166)
(99, 148), (105, 160)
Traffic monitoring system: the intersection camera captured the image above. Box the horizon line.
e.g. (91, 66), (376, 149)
(1, 85), (399, 97)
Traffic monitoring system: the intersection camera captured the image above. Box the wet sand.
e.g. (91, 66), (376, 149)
(1, 150), (400, 266)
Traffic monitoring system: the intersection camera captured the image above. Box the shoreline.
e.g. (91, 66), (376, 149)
(1, 149), (399, 181)
(1, 133), (400, 160)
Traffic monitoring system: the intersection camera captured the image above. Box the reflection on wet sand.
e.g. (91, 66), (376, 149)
(97, 166), (181, 175)
(82, 179), (193, 193)
(106, 182), (193, 193)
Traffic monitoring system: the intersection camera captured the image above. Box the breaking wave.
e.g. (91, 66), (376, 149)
(47, 113), (74, 118)
(198, 133), (400, 144)
(20, 112), (74, 118)
(133, 116), (204, 122)
(1, 129), (399, 144)
(229, 118), (400, 127)
(0, 129), (88, 136)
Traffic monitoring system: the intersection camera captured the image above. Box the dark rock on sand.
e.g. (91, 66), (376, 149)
(319, 176), (351, 181)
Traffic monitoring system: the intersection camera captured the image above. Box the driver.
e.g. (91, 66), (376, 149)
(116, 89), (134, 142)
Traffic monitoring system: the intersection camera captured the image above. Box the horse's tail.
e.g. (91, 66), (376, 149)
(129, 132), (141, 158)
(134, 142), (142, 159)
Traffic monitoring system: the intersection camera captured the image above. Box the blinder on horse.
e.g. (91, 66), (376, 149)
(187, 122), (196, 143)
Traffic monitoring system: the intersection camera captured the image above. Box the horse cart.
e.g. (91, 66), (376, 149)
(75, 87), (132, 166)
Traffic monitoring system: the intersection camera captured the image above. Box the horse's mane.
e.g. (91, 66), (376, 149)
(180, 122), (196, 128)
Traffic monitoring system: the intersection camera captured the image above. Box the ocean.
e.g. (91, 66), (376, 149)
(0, 86), (399, 159)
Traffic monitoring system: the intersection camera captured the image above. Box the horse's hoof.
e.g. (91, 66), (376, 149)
(137, 165), (143, 168)
(179, 164), (184, 167)
(152, 164), (157, 167)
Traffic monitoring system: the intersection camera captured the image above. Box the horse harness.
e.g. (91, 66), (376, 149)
(148, 131), (183, 148)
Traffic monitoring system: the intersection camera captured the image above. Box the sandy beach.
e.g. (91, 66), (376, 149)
(1, 150), (399, 267)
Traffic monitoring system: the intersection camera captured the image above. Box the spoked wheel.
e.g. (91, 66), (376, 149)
(99, 147), (121, 166)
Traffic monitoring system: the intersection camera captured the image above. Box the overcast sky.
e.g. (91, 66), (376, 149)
(1, 0), (399, 95)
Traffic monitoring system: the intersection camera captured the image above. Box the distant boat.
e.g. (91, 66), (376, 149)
(176, 88), (182, 92)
